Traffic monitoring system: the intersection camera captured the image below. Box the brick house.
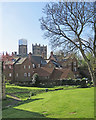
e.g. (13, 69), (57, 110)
(45, 60), (61, 68)
(2, 52), (34, 82)
(48, 52), (79, 78)
(2, 52), (47, 83)
(2, 51), (79, 84)
(33, 67), (75, 80)
(14, 57), (33, 82)
(50, 68), (75, 80)
(28, 52), (47, 68)
(33, 67), (54, 80)
(2, 53), (19, 81)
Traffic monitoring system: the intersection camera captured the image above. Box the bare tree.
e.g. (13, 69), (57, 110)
(40, 2), (96, 86)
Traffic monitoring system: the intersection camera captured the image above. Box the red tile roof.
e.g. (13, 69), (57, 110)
(33, 67), (54, 77)
(50, 68), (74, 80)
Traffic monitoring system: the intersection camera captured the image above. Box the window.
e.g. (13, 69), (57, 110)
(9, 65), (11, 69)
(16, 73), (18, 77)
(33, 64), (35, 68)
(24, 73), (27, 77)
(28, 65), (30, 69)
(74, 62), (76, 66)
(38, 64), (40, 67)
(28, 73), (30, 77)
(9, 73), (12, 77)
(24, 48), (26, 53)
(24, 65), (26, 69)
(3, 65), (6, 69)
(74, 67), (77, 71)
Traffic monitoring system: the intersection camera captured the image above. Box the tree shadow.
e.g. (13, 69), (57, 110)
(2, 97), (55, 119)
(2, 97), (44, 109)
(2, 107), (46, 119)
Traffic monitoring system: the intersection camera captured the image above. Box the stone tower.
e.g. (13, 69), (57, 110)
(19, 39), (27, 56)
(32, 44), (47, 59)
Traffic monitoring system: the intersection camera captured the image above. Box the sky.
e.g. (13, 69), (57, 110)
(0, 1), (94, 58)
(0, 2), (52, 57)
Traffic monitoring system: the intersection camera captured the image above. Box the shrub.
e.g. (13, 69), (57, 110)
(32, 73), (39, 86)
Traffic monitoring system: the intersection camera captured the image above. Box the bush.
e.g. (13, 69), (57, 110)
(32, 73), (39, 86)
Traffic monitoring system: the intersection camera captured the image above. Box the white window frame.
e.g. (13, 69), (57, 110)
(28, 73), (30, 77)
(24, 65), (26, 69)
(16, 73), (18, 77)
(24, 73), (27, 77)
(33, 64), (35, 68)
(74, 67), (77, 71)
(28, 65), (30, 69)
(9, 73), (12, 77)
(9, 65), (11, 69)
(74, 62), (76, 66)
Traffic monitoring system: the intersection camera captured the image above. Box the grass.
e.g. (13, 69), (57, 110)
(2, 85), (94, 118)
(5, 84), (77, 100)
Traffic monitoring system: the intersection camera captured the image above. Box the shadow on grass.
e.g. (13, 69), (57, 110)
(2, 97), (44, 109)
(2, 107), (47, 119)
(2, 97), (52, 119)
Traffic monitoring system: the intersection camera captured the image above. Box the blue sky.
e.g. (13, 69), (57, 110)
(0, 2), (94, 57)
(1, 2), (51, 56)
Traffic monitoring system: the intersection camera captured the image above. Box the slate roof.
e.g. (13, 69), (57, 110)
(51, 60), (61, 67)
(33, 67), (54, 77)
(31, 55), (47, 65)
(50, 68), (73, 80)
(4, 57), (20, 65)
(15, 57), (27, 65)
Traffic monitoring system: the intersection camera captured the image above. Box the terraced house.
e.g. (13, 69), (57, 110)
(2, 50), (79, 84)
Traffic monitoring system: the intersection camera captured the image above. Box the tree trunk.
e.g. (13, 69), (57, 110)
(1, 61), (6, 99)
(80, 49), (96, 86)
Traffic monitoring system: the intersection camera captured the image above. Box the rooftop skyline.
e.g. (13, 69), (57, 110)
(0, 2), (51, 56)
(0, 1), (94, 57)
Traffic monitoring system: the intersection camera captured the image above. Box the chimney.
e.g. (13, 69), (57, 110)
(6, 52), (8, 56)
(51, 51), (53, 56)
(28, 52), (32, 61)
(14, 52), (17, 55)
(12, 52), (14, 56)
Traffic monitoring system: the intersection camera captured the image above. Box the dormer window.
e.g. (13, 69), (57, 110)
(74, 62), (76, 66)
(74, 67), (77, 71)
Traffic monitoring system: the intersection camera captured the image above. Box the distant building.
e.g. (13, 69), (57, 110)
(19, 39), (27, 56)
(47, 51), (79, 78)
(32, 44), (47, 59)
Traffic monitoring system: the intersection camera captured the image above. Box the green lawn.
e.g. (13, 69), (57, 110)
(2, 86), (94, 118)
(5, 84), (77, 100)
